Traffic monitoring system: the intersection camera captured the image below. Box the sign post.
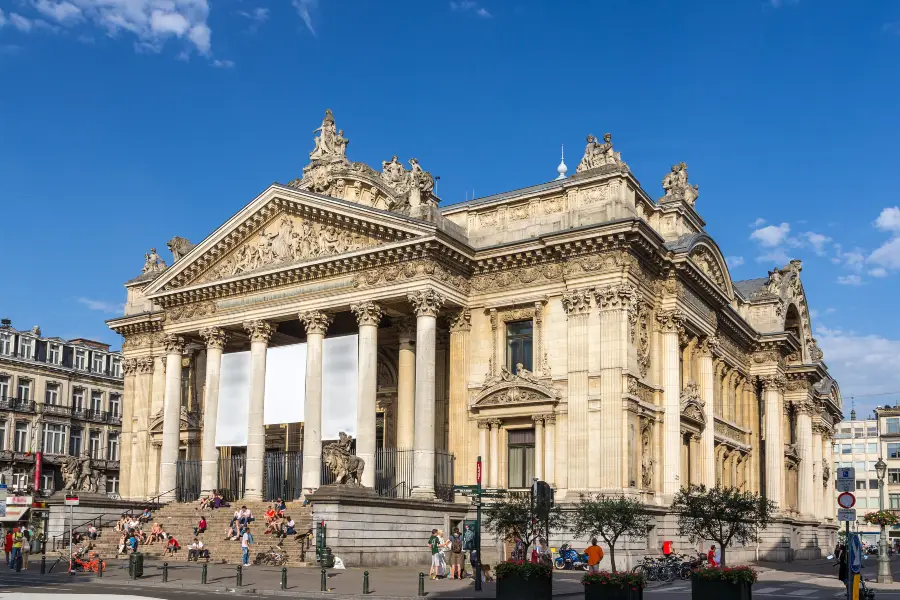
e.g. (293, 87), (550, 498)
(65, 495), (78, 575)
(0, 484), (7, 519)
(836, 468), (857, 600)
(475, 456), (482, 592)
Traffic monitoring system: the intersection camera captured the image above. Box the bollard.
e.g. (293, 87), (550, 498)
(98, 560), (103, 578)
(281, 567), (287, 590)
(320, 568), (327, 592)
(418, 572), (425, 597)
(40, 555), (46, 575)
(236, 564), (243, 587)
(363, 571), (370, 595)
(201, 563), (207, 585)
(162, 562), (168, 583)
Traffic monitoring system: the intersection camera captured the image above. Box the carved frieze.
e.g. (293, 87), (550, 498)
(637, 303), (652, 378)
(167, 301), (216, 324)
(627, 376), (655, 405)
(472, 373), (561, 408)
(566, 251), (630, 275)
(122, 332), (165, 351)
(471, 262), (564, 292)
(354, 259), (470, 294)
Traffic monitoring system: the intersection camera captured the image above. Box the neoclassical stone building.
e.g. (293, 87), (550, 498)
(108, 110), (841, 556)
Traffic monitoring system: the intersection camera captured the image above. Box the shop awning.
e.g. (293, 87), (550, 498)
(0, 506), (30, 522)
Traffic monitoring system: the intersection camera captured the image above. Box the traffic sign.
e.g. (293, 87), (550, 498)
(838, 508), (857, 522)
(838, 492), (856, 509)
(0, 484), (7, 503)
(64, 495), (79, 506)
(836, 467), (856, 493)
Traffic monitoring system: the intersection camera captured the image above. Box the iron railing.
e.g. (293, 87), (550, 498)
(176, 460), (201, 502)
(218, 454), (247, 502)
(263, 451), (303, 501)
(0, 397), (35, 412)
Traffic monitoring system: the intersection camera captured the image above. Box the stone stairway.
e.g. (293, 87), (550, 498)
(86, 500), (314, 567)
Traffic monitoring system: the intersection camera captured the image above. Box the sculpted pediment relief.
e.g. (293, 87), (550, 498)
(150, 406), (200, 432)
(680, 381), (706, 425)
(689, 246), (727, 290)
(473, 365), (561, 408)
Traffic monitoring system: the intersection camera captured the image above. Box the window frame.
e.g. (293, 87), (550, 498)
(505, 319), (534, 373)
(0, 332), (10, 356)
(47, 343), (61, 365)
(88, 430), (102, 459)
(74, 349), (87, 370)
(18, 336), (34, 360)
(888, 418), (900, 435)
(42, 423), (66, 455)
(13, 422), (28, 453)
(888, 443), (900, 459)
(92, 353), (105, 374)
(507, 428), (536, 489)
(16, 379), (31, 401)
(106, 433), (119, 461)
(45, 383), (59, 406)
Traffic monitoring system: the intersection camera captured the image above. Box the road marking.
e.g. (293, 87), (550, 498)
(755, 587), (783, 594)
(785, 591), (817, 597)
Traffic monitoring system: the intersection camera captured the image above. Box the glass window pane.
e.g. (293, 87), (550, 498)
(854, 443), (865, 454)
(505, 320), (533, 372)
(857, 480), (867, 490)
(888, 419), (900, 434)
(842, 445), (852, 454)
(869, 443), (878, 454)
(855, 461), (866, 472)
(888, 443), (900, 459)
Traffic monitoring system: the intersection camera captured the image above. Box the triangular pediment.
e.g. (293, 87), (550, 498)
(144, 185), (436, 295)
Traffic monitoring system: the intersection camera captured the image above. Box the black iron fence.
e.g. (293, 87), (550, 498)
(176, 460), (201, 502)
(218, 453), (246, 502)
(263, 451), (303, 501)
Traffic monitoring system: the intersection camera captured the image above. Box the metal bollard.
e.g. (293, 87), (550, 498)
(281, 567), (287, 590)
(363, 571), (370, 595)
(236, 564), (243, 587)
(201, 563), (207, 585)
(320, 568), (327, 591)
(162, 562), (168, 583)
(40, 556), (46, 575)
(98, 560), (103, 578)
(418, 572), (425, 597)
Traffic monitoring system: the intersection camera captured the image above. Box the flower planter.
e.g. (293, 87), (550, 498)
(691, 576), (752, 600)
(496, 572), (552, 600)
(584, 583), (644, 600)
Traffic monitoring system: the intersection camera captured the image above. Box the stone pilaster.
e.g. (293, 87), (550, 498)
(351, 302), (383, 489)
(299, 310), (332, 491)
(435, 331), (449, 452)
(812, 422), (824, 519)
(761, 374), (786, 509)
(795, 399), (815, 516)
(131, 356), (154, 500)
(489, 418), (502, 488)
(120, 358), (138, 499)
(657, 309), (684, 496)
(199, 327), (228, 496)
(159, 334), (185, 501)
(697, 336), (718, 487)
(477, 419), (489, 483)
(448, 310), (471, 481)
(822, 428), (834, 520)
(148, 355), (165, 497)
(562, 288), (592, 491)
(533, 415), (545, 481)
(544, 414), (556, 487)
(408, 289), (444, 498)
(243, 320), (275, 500)
(395, 316), (417, 451)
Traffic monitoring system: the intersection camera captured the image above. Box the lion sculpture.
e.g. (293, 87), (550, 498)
(323, 432), (365, 486)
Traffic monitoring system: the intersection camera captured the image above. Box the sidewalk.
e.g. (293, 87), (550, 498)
(752, 557), (900, 592)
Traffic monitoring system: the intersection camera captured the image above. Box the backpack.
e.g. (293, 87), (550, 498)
(451, 536), (462, 553)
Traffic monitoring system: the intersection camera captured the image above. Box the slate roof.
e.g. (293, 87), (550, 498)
(733, 278), (769, 298)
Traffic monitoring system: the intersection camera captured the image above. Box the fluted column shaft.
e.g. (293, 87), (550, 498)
(534, 416), (545, 481)
(563, 289), (592, 491)
(120, 360), (137, 499)
(812, 426), (824, 519)
(244, 320), (275, 500)
(797, 404), (814, 516)
(299, 311), (332, 491)
(200, 328), (228, 496)
(489, 421), (500, 487)
(132, 358), (154, 500)
(351, 302), (382, 489)
(478, 421), (489, 483)
(658, 310), (684, 496)
(763, 376), (785, 509)
(159, 335), (185, 501)
(448, 310), (471, 480)
(396, 318), (416, 451)
(698, 338), (717, 487)
(544, 416), (556, 487)
(408, 289), (444, 498)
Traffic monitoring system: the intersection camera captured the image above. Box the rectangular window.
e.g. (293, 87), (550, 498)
(90, 391), (102, 413)
(0, 333), (10, 355)
(41, 473), (54, 493)
(888, 443), (900, 459)
(45, 383), (59, 406)
(12, 471), (28, 491)
(868, 443), (878, 454)
(16, 379), (31, 401)
(109, 394), (120, 417)
(857, 480), (867, 490)
(69, 428), (82, 456)
(110, 358), (121, 378)
(74, 350), (86, 370)
(13, 422), (28, 452)
(48, 343), (61, 365)
(0, 375), (8, 399)
(855, 461), (866, 472)
(857, 497), (868, 509)
(92, 353), (105, 373)
(507, 428), (536, 488)
(842, 445), (852, 454)
(891, 494), (900, 510)
(106, 476), (119, 496)
(88, 431), (101, 459)
(72, 389), (84, 411)
(889, 468), (900, 484)
(42, 423), (66, 455)
(854, 443), (865, 454)
(888, 419), (900, 435)
(505, 320), (533, 372)
(855, 430), (866, 438)
(18, 337), (33, 360)
(0, 421), (5, 451)
(870, 479), (880, 490)
(869, 427), (879, 437)
(106, 434), (119, 461)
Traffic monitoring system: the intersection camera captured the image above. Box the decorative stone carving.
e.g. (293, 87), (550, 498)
(243, 320), (275, 343)
(594, 283), (639, 311)
(309, 109), (345, 161)
(689, 247), (726, 288)
(62, 454), (104, 493)
(760, 374), (786, 392)
(353, 260), (469, 294)
(823, 463), (831, 485)
(785, 378), (809, 392)
(299, 311), (333, 335)
(167, 236), (195, 261)
(471, 263), (565, 292)
(122, 358), (139, 376)
(448, 309), (471, 333)
(351, 302), (384, 327)
(680, 382), (706, 425)
(142, 248), (167, 274)
(627, 376), (655, 405)
(322, 432), (365, 486)
(408, 289), (445, 318)
(807, 336), (824, 362)
(473, 371), (561, 407)
(167, 301), (216, 323)
(561, 288), (592, 315)
(137, 356), (155, 374)
(576, 133), (626, 173)
(381, 156), (406, 187)
(162, 334), (185, 355)
(660, 162), (699, 207)
(199, 327), (228, 350)
(656, 309), (685, 334)
(698, 335), (720, 357)
(752, 350), (780, 364)
(477, 419), (492, 430)
(640, 418), (654, 488)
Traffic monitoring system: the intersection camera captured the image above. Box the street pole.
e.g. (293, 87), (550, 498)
(876, 456), (893, 584)
(68, 503), (73, 575)
(846, 520), (850, 600)
(474, 455), (482, 593)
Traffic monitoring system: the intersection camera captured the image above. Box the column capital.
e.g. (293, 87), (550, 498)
(488, 418), (503, 428)
(448, 309), (471, 332)
(544, 413), (556, 425)
(561, 288), (592, 315)
(137, 356), (155, 374)
(394, 316), (417, 341)
(656, 309), (685, 334)
(532, 414), (546, 424)
(243, 320), (276, 343)
(760, 374), (787, 392)
(408, 289), (445, 318)
(298, 310), (334, 336)
(593, 283), (641, 310)
(794, 399), (816, 415)
(199, 327), (229, 350)
(351, 301), (384, 327)
(122, 358), (139, 376)
(697, 335), (720, 357)
(477, 419), (492, 430)
(162, 334), (185, 355)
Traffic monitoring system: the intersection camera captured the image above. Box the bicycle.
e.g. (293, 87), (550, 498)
(254, 545), (289, 566)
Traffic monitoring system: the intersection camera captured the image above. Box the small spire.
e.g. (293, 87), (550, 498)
(556, 144), (568, 180)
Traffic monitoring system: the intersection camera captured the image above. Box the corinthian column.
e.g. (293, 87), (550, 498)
(132, 356), (155, 500)
(812, 422), (824, 519)
(199, 327), (228, 497)
(408, 289), (444, 498)
(120, 358), (138, 499)
(243, 320), (275, 500)
(697, 336), (718, 487)
(796, 398), (815, 516)
(762, 375), (785, 509)
(351, 302), (383, 489)
(562, 289), (592, 491)
(657, 309), (684, 496)
(395, 317), (417, 451)
(299, 311), (332, 491)
(823, 429), (834, 519)
(159, 334), (185, 501)
(448, 310), (471, 480)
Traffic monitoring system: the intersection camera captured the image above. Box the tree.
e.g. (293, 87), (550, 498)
(568, 494), (655, 571)
(670, 484), (776, 567)
(483, 492), (566, 558)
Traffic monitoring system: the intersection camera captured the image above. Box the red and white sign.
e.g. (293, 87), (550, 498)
(64, 495), (79, 507)
(838, 492), (856, 509)
(476, 460), (482, 485)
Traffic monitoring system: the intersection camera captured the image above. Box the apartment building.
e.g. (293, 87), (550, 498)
(0, 319), (123, 495)
(832, 412), (881, 544)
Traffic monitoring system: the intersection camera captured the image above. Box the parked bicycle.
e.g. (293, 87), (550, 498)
(254, 545), (289, 566)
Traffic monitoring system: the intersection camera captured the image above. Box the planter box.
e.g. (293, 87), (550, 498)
(691, 576), (752, 600)
(497, 573), (552, 600)
(584, 583), (644, 600)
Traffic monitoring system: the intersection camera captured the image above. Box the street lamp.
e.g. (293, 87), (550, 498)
(875, 457), (893, 584)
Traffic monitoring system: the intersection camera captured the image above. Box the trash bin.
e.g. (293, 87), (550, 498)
(129, 553), (144, 579)
(321, 547), (335, 569)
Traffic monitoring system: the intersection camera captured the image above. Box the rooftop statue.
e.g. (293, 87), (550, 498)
(167, 236), (195, 261)
(576, 133), (625, 173)
(660, 162), (699, 207)
(142, 248), (167, 274)
(309, 109), (348, 161)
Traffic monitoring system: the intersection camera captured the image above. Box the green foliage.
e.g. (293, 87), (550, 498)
(494, 559), (553, 580)
(582, 571), (647, 589)
(693, 566), (758, 585)
(670, 485), (776, 567)
(483, 492), (565, 556)
(568, 494), (654, 571)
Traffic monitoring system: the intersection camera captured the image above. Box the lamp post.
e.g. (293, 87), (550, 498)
(875, 457), (893, 584)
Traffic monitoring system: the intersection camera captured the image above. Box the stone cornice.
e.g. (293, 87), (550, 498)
(106, 313), (165, 337)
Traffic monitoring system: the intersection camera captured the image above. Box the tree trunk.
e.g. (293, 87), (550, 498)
(609, 545), (616, 571)
(718, 541), (726, 567)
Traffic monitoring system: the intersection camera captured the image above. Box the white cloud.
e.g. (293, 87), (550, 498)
(238, 7), (268, 32)
(476, 7), (491, 17)
(756, 249), (792, 265)
(0, 9), (5, 27)
(725, 256), (744, 268)
(292, 0), (317, 34)
(750, 217), (766, 227)
(875, 207), (900, 233)
(836, 275), (862, 286)
(450, 1), (491, 17)
(33, 0), (82, 24)
(750, 222), (791, 247)
(834, 245), (866, 272)
(212, 58), (234, 68)
(869, 237), (900, 271)
(10, 13), (34, 31)
(870, 267), (889, 278)
(76, 297), (124, 314)
(803, 231), (832, 255)
(150, 10), (189, 36)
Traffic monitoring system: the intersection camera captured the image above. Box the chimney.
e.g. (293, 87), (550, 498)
(850, 409), (857, 421)
(0, 318), (10, 328)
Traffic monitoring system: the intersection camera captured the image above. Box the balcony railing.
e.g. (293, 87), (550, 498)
(0, 397), (36, 413)
(70, 407), (120, 424)
(42, 403), (70, 417)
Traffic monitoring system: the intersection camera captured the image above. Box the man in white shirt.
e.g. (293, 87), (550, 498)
(241, 527), (252, 567)
(188, 538), (206, 562)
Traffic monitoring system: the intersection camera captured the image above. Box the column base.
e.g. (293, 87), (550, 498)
(410, 486), (436, 500)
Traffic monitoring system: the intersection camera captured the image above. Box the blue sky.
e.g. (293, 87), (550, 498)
(1, 0), (899, 417)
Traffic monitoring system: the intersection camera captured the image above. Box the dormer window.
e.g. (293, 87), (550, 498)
(0, 333), (10, 356)
(92, 353), (105, 373)
(48, 343), (61, 365)
(18, 337), (33, 360)
(74, 349), (86, 370)
(110, 357), (121, 378)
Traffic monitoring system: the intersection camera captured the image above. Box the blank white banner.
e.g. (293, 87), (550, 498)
(322, 334), (358, 439)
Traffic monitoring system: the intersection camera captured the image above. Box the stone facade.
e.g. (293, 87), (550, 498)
(108, 110), (841, 558)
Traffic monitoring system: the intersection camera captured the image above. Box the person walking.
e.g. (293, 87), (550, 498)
(584, 538), (604, 574)
(706, 545), (718, 567)
(241, 526), (253, 567)
(20, 530), (30, 570)
(11, 527), (23, 571)
(4, 529), (11, 568)
(836, 543), (848, 583)
(428, 529), (441, 580)
(448, 528), (464, 580)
